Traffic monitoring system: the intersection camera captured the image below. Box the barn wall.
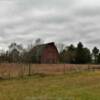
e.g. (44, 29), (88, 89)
(41, 45), (59, 63)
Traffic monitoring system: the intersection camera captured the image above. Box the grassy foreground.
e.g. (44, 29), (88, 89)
(0, 71), (100, 100)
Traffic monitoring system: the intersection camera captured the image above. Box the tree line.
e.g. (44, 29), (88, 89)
(60, 42), (100, 64)
(0, 40), (100, 64)
(0, 38), (44, 63)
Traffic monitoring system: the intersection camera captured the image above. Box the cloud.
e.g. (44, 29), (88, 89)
(0, 0), (100, 50)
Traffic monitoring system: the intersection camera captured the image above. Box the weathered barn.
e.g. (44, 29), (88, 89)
(31, 42), (59, 64)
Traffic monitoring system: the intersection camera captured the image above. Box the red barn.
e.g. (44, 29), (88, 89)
(31, 42), (59, 64)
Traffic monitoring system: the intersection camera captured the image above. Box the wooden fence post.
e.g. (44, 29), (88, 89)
(28, 63), (31, 76)
(63, 64), (66, 74)
(8, 69), (11, 80)
(88, 65), (90, 71)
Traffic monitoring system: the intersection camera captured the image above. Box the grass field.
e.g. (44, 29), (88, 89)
(0, 71), (100, 100)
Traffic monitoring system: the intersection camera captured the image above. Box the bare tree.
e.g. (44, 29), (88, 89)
(8, 42), (24, 63)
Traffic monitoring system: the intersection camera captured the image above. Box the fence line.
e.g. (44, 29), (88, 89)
(0, 63), (100, 79)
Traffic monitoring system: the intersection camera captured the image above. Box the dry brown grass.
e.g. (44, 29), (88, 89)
(0, 63), (100, 79)
(0, 71), (100, 100)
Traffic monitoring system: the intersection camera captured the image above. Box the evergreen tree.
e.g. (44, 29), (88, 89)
(76, 42), (84, 64)
(97, 53), (100, 64)
(92, 47), (99, 64)
(67, 44), (76, 63)
(83, 48), (91, 63)
(76, 42), (91, 64)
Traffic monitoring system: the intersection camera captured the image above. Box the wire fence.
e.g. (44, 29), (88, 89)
(0, 63), (100, 79)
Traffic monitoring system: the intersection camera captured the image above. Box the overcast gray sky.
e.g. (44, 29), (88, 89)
(0, 0), (100, 50)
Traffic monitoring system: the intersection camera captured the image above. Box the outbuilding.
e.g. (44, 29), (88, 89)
(31, 42), (59, 64)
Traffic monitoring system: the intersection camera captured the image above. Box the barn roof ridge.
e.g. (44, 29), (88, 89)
(35, 42), (55, 47)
